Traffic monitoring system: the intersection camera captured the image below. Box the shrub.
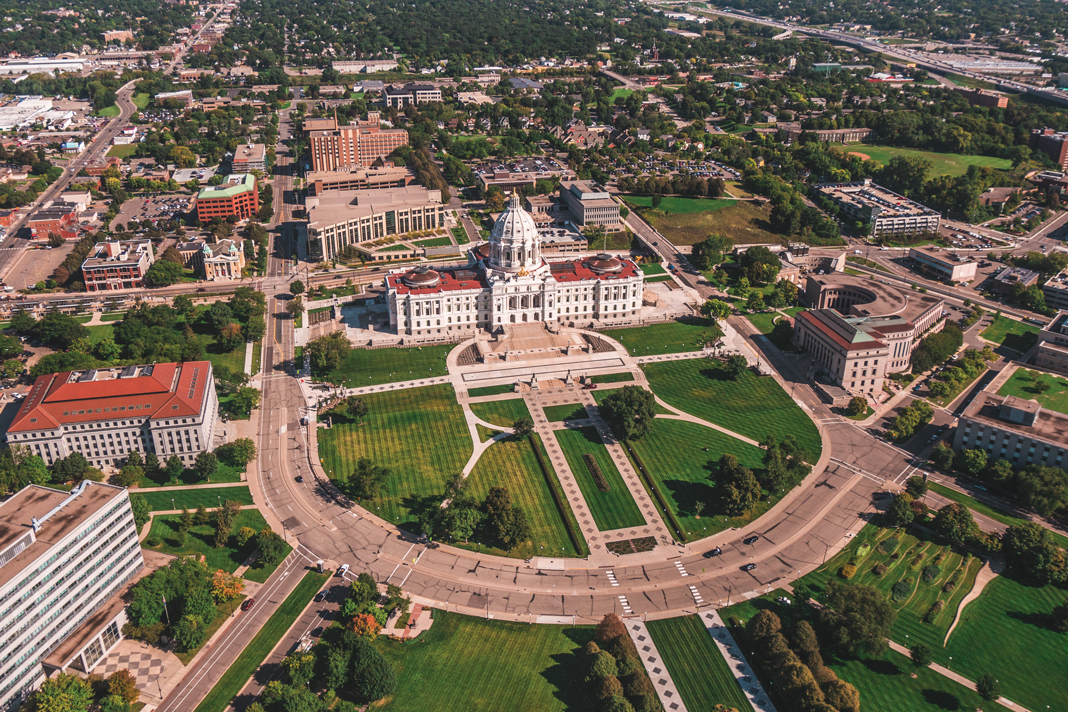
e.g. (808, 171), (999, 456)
(839, 564), (858, 579)
(924, 600), (945, 623)
(877, 537), (899, 554)
(910, 554), (925, 570)
(922, 564), (942, 583)
(583, 453), (610, 492)
(872, 563), (888, 576)
(891, 581), (912, 601)
(943, 580), (957, 593)
(856, 543), (871, 558)
(145, 536), (162, 548)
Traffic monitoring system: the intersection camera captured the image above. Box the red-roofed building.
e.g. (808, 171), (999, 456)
(3, 362), (219, 469)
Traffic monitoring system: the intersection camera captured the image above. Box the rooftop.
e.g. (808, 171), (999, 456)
(963, 389), (1068, 445)
(806, 272), (943, 323)
(814, 179), (938, 218)
(910, 246), (976, 268)
(196, 173), (256, 200)
(81, 239), (152, 269)
(231, 143), (265, 165)
(306, 186), (441, 229)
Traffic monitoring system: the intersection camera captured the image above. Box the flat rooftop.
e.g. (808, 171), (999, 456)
(963, 390), (1068, 445)
(814, 180), (938, 218)
(910, 247), (976, 268)
(231, 143), (265, 164)
(306, 186), (441, 228)
(806, 272), (943, 323)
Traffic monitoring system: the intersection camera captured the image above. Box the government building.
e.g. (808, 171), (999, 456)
(3, 362), (220, 470)
(386, 193), (644, 339)
(305, 112), (409, 172)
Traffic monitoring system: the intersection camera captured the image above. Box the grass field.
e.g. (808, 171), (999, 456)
(928, 482), (1068, 550)
(943, 574), (1068, 712)
(413, 236), (453, 248)
(997, 367), (1068, 415)
(981, 316), (1039, 353)
(643, 358), (822, 458)
(322, 344), (451, 386)
(476, 424), (500, 442)
(136, 462), (244, 488)
(640, 262), (667, 276)
(373, 610), (592, 712)
(542, 402), (588, 422)
(465, 435), (583, 558)
(625, 197), (787, 245)
(146, 509), (269, 574)
(450, 226), (471, 245)
(589, 372), (634, 384)
(795, 524), (982, 654)
(85, 323), (115, 345)
(745, 311), (782, 335)
(603, 317), (724, 355)
(193, 571), (330, 712)
(555, 427), (645, 531)
(101, 312), (126, 321)
(646, 616), (751, 712)
(467, 383), (515, 397)
(105, 144), (138, 158)
(610, 88), (635, 102)
(138, 486), (253, 511)
(842, 144), (1012, 177)
(629, 418), (768, 539)
(469, 398), (529, 428)
(318, 385), (471, 529)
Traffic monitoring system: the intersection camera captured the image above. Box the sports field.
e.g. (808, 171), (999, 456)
(604, 317), (724, 355)
(555, 427), (645, 531)
(642, 358), (822, 458)
(997, 367), (1068, 415)
(843, 144), (1012, 177)
(624, 196), (784, 245)
(981, 316), (1040, 353)
(469, 398), (529, 428)
(321, 344), (451, 386)
(646, 615), (751, 712)
(374, 610), (592, 711)
(465, 435), (583, 558)
(318, 385), (471, 527)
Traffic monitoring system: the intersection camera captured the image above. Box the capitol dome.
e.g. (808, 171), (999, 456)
(488, 191), (541, 272)
(401, 265), (441, 288)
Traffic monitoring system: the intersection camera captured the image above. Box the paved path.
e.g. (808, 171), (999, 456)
(244, 340), (255, 375)
(944, 558), (1002, 644)
(131, 481), (250, 492)
(700, 610), (776, 712)
(626, 619), (689, 712)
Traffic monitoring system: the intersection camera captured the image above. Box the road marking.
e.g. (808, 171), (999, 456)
(674, 560), (689, 577)
(605, 570), (618, 586)
(618, 594), (633, 615)
(688, 585), (705, 606)
(829, 457), (887, 484)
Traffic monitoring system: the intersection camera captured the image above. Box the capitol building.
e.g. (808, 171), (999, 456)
(386, 193), (644, 340)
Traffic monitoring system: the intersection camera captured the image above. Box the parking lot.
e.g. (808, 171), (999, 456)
(471, 156), (569, 176)
(110, 193), (194, 231)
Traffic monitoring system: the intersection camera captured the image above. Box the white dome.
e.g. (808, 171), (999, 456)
(488, 192), (541, 272)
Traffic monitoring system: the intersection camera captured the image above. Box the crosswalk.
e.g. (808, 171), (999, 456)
(605, 570), (618, 586)
(688, 584), (705, 606)
(674, 560), (689, 577)
(618, 594), (633, 615)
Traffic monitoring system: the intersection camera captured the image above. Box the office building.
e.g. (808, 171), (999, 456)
(383, 83), (442, 108)
(1042, 270), (1068, 311)
(813, 179), (941, 237)
(953, 367), (1067, 472)
(80, 239), (155, 292)
(230, 143), (266, 173)
(1029, 129), (1068, 169)
(3, 361), (220, 469)
(154, 90), (194, 107)
(202, 239), (245, 281)
(1034, 311), (1068, 376)
(305, 113), (409, 172)
(194, 173), (259, 222)
(558, 181), (623, 232)
(306, 186), (446, 261)
(991, 266), (1040, 295)
(0, 482), (144, 707)
(27, 204), (78, 240)
(908, 247), (979, 284)
(954, 88), (1009, 108)
(306, 165), (415, 196)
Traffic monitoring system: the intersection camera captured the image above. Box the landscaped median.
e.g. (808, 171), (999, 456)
(193, 570), (331, 712)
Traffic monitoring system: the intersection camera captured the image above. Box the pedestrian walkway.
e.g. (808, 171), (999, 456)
(700, 610), (776, 712)
(243, 340), (255, 375)
(625, 619), (688, 712)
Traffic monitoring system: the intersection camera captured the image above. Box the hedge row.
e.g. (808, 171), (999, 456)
(583, 453), (610, 493)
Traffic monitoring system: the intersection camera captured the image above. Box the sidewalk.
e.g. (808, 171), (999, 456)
(625, 619), (688, 712)
(701, 610), (776, 712)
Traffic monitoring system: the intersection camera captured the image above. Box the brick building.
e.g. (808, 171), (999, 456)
(1029, 129), (1068, 169)
(305, 113), (408, 172)
(80, 239), (155, 292)
(194, 174), (259, 222)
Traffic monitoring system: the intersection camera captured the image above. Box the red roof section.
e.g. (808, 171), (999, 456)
(387, 268), (488, 295)
(550, 257), (640, 283)
(7, 361), (212, 433)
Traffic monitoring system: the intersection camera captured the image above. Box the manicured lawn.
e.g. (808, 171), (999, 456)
(85, 323), (114, 345)
(318, 385), (471, 529)
(627, 198), (789, 245)
(628, 418), (768, 540)
(138, 486), (253, 511)
(192, 571), (330, 712)
(646, 615), (751, 712)
(997, 367), (1068, 415)
(101, 312), (126, 321)
(95, 104), (120, 117)
(476, 423), (500, 442)
(467, 383), (516, 397)
(413, 236), (453, 247)
(944, 574), (1068, 712)
(604, 316), (724, 355)
(981, 316), (1039, 353)
(610, 87), (634, 102)
(373, 610), (593, 712)
(640, 262), (667, 276)
(378, 243), (413, 252)
(623, 194), (739, 214)
(589, 372), (634, 384)
(928, 482), (1068, 550)
(541, 402), (588, 422)
(322, 344), (451, 386)
(451, 226), (471, 245)
(846, 144), (1012, 177)
(555, 427), (645, 531)
(105, 144), (137, 158)
(643, 358), (822, 459)
(469, 398), (529, 427)
(251, 339), (262, 375)
(464, 435), (583, 558)
(137, 462), (244, 487)
(145, 509), (269, 574)
(745, 310), (782, 335)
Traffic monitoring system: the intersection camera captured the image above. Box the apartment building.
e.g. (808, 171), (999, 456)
(1029, 129), (1068, 170)
(306, 186), (445, 261)
(0, 482), (143, 708)
(80, 239), (155, 292)
(2, 362), (219, 470)
(558, 181), (623, 231)
(305, 113), (409, 172)
(954, 88), (1009, 108)
(1034, 310), (1068, 376)
(194, 174), (258, 222)
(230, 143), (266, 173)
(813, 179), (941, 237)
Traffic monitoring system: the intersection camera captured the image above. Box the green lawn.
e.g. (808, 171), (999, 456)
(626, 198), (789, 245)
(745, 311), (783, 335)
(318, 385), (471, 529)
(604, 317), (724, 355)
(981, 316), (1039, 353)
(610, 87), (635, 102)
(138, 486), (253, 511)
(628, 418), (768, 540)
(845, 144), (1012, 177)
(133, 92), (150, 109)
(467, 383), (516, 397)
(373, 610), (593, 712)
(646, 615), (751, 712)
(193, 571), (330, 712)
(145, 509), (269, 574)
(928, 482), (1068, 550)
(136, 462), (244, 488)
(541, 402), (588, 422)
(413, 236), (453, 248)
(105, 144), (138, 158)
(469, 398), (529, 427)
(555, 427), (645, 531)
(589, 372), (634, 385)
(642, 357), (822, 458)
(623, 194), (739, 214)
(95, 104), (120, 117)
(322, 344), (451, 386)
(85, 323), (115, 345)
(450, 226), (471, 245)
(101, 312), (126, 321)
(997, 367), (1068, 415)
(464, 435), (583, 558)
(640, 262), (667, 276)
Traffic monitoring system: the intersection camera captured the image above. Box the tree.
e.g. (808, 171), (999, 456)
(821, 581), (897, 658)
(0, 335), (23, 360)
(349, 458), (389, 499)
(26, 672), (93, 712)
(350, 612), (382, 639)
(172, 293), (194, 316)
(847, 396), (867, 417)
(194, 451), (218, 481)
(165, 455), (184, 480)
(976, 674), (1001, 702)
(700, 298), (732, 323)
(739, 245), (781, 284)
(910, 643), (933, 669)
(173, 614), (208, 651)
(286, 295), (304, 319)
(108, 669), (140, 705)
(307, 332), (352, 373)
(512, 417), (534, 438)
(144, 260), (185, 288)
(1001, 522), (1067, 585)
(99, 695), (131, 712)
(281, 651), (316, 687)
(689, 233), (730, 270)
(115, 464), (143, 488)
(953, 448), (988, 476)
(10, 311), (37, 335)
(217, 322), (245, 352)
(905, 475), (928, 499)
(599, 385), (656, 440)
(218, 438), (258, 466)
(1015, 464), (1068, 518)
(932, 503), (975, 546)
(257, 528), (288, 565)
(211, 570), (244, 603)
(931, 441), (954, 471)
(886, 493), (915, 528)
(351, 641), (397, 703)
(236, 526), (257, 547)
(715, 454), (762, 516)
(746, 290), (766, 313)
(724, 354), (748, 380)
(130, 494), (150, 532)
(34, 312), (88, 350)
(1051, 601), (1068, 633)
(289, 280), (305, 295)
(51, 452), (90, 484)
(244, 316), (267, 342)
(345, 397), (369, 423)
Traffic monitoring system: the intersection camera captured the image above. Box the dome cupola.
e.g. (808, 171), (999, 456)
(488, 191), (541, 272)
